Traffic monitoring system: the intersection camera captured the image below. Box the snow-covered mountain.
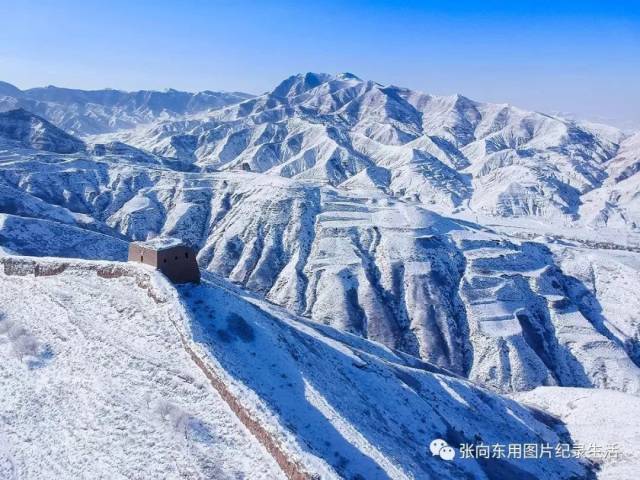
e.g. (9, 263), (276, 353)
(1, 73), (640, 478)
(4, 73), (638, 226)
(0, 81), (253, 136)
(91, 72), (634, 224)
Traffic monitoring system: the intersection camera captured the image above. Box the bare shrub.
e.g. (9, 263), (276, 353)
(0, 315), (46, 362)
(153, 399), (190, 438)
(10, 327), (40, 359)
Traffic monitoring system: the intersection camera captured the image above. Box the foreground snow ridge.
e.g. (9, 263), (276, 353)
(0, 256), (284, 479)
(1, 255), (597, 479)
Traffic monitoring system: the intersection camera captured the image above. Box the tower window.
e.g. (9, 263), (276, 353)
(185, 252), (189, 258)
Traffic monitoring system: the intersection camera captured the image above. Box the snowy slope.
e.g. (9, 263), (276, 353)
(580, 132), (640, 230)
(514, 387), (640, 480)
(0, 254), (597, 479)
(0, 108), (85, 154)
(0, 256), (284, 480)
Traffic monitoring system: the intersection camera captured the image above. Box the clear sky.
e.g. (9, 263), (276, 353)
(1, 0), (639, 130)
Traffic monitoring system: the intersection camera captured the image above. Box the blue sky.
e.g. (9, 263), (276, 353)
(1, 0), (639, 129)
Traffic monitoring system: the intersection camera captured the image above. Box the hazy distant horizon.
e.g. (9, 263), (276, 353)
(3, 73), (638, 133)
(2, 1), (638, 131)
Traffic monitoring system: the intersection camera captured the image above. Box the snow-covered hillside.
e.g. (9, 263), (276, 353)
(580, 132), (640, 230)
(0, 108), (85, 154)
(0, 256), (284, 479)
(0, 255), (600, 479)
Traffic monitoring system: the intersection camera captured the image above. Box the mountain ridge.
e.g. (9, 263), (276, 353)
(90, 72), (635, 225)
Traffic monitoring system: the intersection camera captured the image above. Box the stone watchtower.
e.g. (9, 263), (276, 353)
(128, 237), (200, 284)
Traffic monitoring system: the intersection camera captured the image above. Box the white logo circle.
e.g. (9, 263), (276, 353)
(439, 446), (456, 461)
(429, 438), (456, 461)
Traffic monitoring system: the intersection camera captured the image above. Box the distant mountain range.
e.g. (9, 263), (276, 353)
(0, 80), (252, 135)
(2, 73), (638, 228)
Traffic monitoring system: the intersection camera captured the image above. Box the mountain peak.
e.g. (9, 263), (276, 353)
(270, 72), (366, 98)
(271, 72), (333, 97)
(336, 72), (362, 81)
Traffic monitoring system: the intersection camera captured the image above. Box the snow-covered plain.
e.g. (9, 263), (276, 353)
(1, 72), (640, 478)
